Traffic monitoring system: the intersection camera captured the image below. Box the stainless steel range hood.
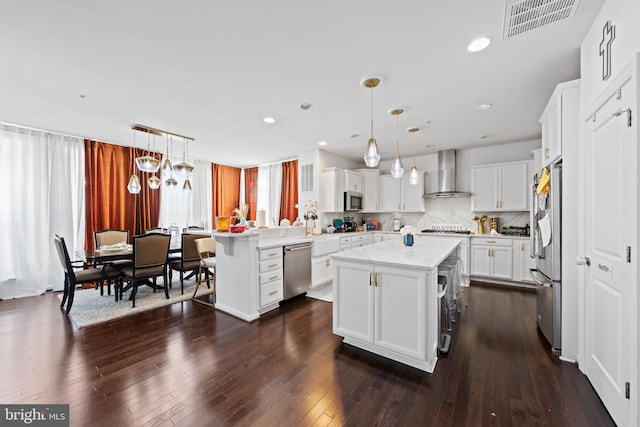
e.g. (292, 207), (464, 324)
(423, 149), (471, 199)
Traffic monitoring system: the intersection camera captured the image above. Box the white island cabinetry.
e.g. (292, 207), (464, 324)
(332, 238), (460, 373)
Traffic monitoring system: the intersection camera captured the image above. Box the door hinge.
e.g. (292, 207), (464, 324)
(613, 108), (632, 127)
(625, 381), (630, 399)
(627, 246), (631, 263)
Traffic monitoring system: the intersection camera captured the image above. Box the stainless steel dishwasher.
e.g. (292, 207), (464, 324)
(283, 243), (312, 300)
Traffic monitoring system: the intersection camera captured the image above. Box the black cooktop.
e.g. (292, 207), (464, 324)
(421, 229), (471, 235)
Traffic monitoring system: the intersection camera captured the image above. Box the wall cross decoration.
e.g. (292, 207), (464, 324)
(599, 20), (615, 81)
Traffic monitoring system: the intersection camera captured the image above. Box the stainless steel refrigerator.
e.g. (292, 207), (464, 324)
(530, 161), (562, 355)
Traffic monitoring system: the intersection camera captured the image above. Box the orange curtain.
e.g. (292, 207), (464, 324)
(280, 160), (298, 223)
(243, 167), (258, 221)
(212, 163), (241, 224)
(84, 140), (161, 251)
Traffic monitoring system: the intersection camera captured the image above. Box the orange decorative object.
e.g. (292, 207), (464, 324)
(216, 216), (230, 232)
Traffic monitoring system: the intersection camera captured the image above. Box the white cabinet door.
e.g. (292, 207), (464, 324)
(380, 175), (400, 212)
(374, 265), (427, 359)
(542, 96), (562, 166)
(320, 167), (344, 212)
(491, 247), (513, 280)
(513, 240), (535, 283)
(470, 239), (513, 280)
(380, 174), (424, 212)
(498, 162), (529, 211)
(470, 166), (498, 211)
(400, 173), (425, 212)
(333, 261), (374, 342)
(357, 169), (380, 212)
(344, 170), (363, 192)
(470, 246), (492, 276)
(471, 162), (528, 212)
(311, 255), (333, 288)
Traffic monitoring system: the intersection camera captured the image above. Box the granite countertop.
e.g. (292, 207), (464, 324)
(331, 238), (461, 270)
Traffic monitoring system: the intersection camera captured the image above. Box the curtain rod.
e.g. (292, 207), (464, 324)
(245, 157), (298, 169)
(0, 121), (86, 140)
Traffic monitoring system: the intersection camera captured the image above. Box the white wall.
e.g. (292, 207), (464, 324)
(581, 0), (640, 110)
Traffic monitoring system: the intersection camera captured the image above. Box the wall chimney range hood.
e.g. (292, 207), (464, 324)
(423, 149), (471, 199)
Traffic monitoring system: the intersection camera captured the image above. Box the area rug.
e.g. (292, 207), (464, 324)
(60, 278), (213, 329)
(306, 283), (333, 302)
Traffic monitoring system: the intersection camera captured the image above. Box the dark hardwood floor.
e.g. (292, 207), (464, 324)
(0, 283), (614, 426)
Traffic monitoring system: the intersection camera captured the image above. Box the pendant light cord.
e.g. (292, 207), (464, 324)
(396, 113), (399, 156)
(370, 86), (374, 139)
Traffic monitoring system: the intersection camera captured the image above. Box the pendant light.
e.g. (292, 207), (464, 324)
(135, 131), (161, 173)
(389, 108), (404, 178)
(183, 178), (192, 194)
(147, 134), (161, 189)
(173, 137), (194, 178)
(164, 136), (178, 187)
(407, 127), (420, 185)
(127, 129), (141, 194)
(362, 76), (382, 167)
(162, 135), (173, 172)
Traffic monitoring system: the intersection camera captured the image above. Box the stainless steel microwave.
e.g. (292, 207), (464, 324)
(344, 191), (363, 211)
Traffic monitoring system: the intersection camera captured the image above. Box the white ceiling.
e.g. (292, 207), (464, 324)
(0, 1), (603, 168)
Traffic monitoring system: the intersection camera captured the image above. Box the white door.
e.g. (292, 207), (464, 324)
(374, 265), (426, 359)
(333, 261), (374, 342)
(583, 72), (636, 426)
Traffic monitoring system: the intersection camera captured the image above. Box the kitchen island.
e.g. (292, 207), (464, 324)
(332, 238), (461, 373)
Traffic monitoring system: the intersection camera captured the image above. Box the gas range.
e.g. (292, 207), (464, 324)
(421, 229), (471, 235)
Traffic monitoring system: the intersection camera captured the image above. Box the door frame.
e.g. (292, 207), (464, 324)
(579, 52), (639, 426)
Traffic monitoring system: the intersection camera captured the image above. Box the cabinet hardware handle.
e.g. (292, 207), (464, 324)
(269, 275), (278, 280)
(326, 259), (330, 267)
(268, 290), (278, 296)
(487, 240), (496, 243)
(375, 272), (379, 287)
(522, 243), (525, 251)
(496, 201), (498, 209)
(268, 263), (277, 268)
(369, 272), (373, 286)
(268, 252), (278, 257)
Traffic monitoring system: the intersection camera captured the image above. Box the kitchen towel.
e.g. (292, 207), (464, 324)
(257, 209), (266, 228)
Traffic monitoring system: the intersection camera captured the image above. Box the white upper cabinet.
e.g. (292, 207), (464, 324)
(320, 167), (345, 212)
(539, 79), (580, 167)
(379, 173), (425, 212)
(470, 161), (529, 212)
(355, 169), (380, 212)
(344, 170), (363, 192)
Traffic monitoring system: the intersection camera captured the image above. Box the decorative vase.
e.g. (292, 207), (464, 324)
(403, 234), (414, 246)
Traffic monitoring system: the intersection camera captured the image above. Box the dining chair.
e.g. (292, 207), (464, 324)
(119, 232), (171, 308)
(193, 237), (216, 307)
(54, 234), (117, 315)
(94, 228), (132, 296)
(168, 233), (202, 294)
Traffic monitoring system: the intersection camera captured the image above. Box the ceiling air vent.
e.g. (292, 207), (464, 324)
(502, 0), (582, 40)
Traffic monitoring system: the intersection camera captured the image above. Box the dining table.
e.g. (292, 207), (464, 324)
(75, 241), (184, 295)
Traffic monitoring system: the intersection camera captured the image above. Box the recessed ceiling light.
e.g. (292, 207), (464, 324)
(263, 117), (276, 124)
(299, 103), (313, 110)
(351, 134), (361, 138)
(467, 37), (491, 52)
(318, 141), (327, 146)
(477, 103), (493, 110)
(480, 134), (493, 140)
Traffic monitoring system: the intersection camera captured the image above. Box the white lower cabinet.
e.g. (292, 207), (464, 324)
(333, 261), (432, 365)
(470, 238), (513, 280)
(513, 240), (535, 284)
(312, 255), (332, 288)
(258, 247), (284, 309)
